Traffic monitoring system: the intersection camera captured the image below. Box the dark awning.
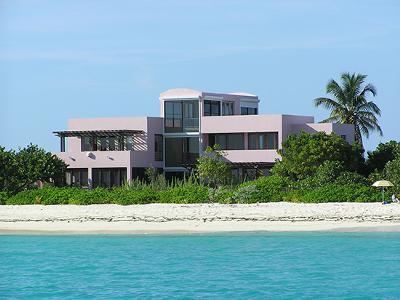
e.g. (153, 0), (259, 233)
(53, 129), (144, 137)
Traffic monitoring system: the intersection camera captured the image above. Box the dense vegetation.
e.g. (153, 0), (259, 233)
(0, 144), (67, 195)
(1, 134), (399, 205)
(314, 72), (382, 147)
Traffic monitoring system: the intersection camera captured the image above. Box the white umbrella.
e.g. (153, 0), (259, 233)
(372, 180), (394, 202)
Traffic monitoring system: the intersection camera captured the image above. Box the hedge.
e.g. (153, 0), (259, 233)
(2, 181), (392, 205)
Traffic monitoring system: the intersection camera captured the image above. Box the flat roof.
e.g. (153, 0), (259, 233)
(53, 129), (144, 137)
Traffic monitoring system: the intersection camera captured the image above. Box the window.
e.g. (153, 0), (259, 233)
(204, 100), (221, 116)
(209, 133), (244, 150)
(248, 132), (278, 150)
(81, 136), (97, 151)
(80, 136), (134, 151)
(241, 107), (258, 115)
(183, 101), (199, 132)
(165, 101), (183, 133)
(222, 102), (234, 116)
(165, 137), (199, 167)
(165, 100), (199, 133)
(65, 168), (88, 188)
(92, 168), (127, 188)
(155, 134), (163, 161)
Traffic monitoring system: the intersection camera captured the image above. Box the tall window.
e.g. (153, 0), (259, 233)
(165, 137), (199, 167)
(183, 101), (199, 132)
(165, 100), (199, 133)
(241, 107), (258, 115)
(248, 132), (278, 150)
(222, 102), (234, 116)
(81, 136), (97, 151)
(209, 133), (244, 150)
(92, 168), (127, 188)
(65, 168), (88, 188)
(204, 100), (221, 116)
(155, 134), (163, 161)
(165, 101), (183, 133)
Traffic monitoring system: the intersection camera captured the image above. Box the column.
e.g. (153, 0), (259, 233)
(88, 167), (93, 189)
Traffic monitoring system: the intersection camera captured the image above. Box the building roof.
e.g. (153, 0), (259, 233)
(160, 88), (258, 100)
(53, 129), (144, 137)
(159, 88), (202, 99)
(228, 92), (258, 97)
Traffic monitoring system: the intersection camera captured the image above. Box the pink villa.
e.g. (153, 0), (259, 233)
(54, 88), (355, 188)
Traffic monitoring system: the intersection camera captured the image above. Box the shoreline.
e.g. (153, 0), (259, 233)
(2, 203), (400, 234)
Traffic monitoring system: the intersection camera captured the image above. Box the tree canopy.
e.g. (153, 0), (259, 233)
(364, 141), (400, 175)
(272, 132), (364, 181)
(196, 145), (231, 187)
(314, 72), (382, 147)
(0, 144), (68, 194)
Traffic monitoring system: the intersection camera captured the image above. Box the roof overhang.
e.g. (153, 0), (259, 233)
(53, 129), (144, 138)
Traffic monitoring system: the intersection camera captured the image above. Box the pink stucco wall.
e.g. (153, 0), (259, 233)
(55, 116), (163, 180)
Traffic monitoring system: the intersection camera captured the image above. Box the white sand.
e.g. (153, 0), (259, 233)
(1, 203), (400, 234)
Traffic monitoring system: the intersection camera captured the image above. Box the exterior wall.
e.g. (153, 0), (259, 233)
(54, 87), (356, 185)
(332, 123), (355, 144)
(224, 150), (280, 164)
(291, 122), (355, 144)
(55, 116), (163, 184)
(281, 115), (315, 142)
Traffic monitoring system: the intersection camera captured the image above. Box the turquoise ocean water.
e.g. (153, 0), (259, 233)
(1, 232), (400, 299)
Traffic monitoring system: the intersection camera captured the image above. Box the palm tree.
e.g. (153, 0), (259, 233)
(314, 72), (382, 147)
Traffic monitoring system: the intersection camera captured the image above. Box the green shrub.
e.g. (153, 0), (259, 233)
(0, 191), (9, 205)
(335, 172), (368, 186)
(240, 175), (290, 202)
(208, 187), (234, 204)
(6, 187), (83, 205)
(112, 187), (159, 205)
(230, 185), (259, 203)
(384, 158), (400, 194)
(282, 190), (307, 202)
(68, 188), (114, 205)
(300, 184), (381, 203)
(298, 161), (344, 189)
(159, 182), (209, 203)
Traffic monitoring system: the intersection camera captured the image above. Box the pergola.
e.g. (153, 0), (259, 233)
(53, 129), (144, 152)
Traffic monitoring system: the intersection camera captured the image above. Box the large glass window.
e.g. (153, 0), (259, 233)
(81, 137), (97, 151)
(165, 100), (199, 132)
(209, 133), (244, 150)
(248, 132), (278, 150)
(65, 168), (88, 188)
(183, 101), (199, 132)
(165, 101), (183, 133)
(92, 168), (127, 188)
(204, 100), (221, 116)
(165, 137), (199, 167)
(222, 102), (234, 116)
(241, 107), (258, 115)
(155, 134), (163, 161)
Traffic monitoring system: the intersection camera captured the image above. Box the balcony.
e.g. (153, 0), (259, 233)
(223, 149), (281, 164)
(201, 115), (283, 134)
(56, 151), (132, 169)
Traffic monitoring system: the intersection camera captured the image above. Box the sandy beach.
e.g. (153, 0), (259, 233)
(1, 203), (400, 234)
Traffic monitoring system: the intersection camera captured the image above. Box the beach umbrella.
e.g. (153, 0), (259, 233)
(372, 180), (394, 202)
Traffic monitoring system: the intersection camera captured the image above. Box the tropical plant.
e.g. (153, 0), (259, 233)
(196, 145), (231, 187)
(364, 141), (400, 175)
(0, 144), (68, 194)
(314, 72), (382, 147)
(272, 132), (364, 181)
